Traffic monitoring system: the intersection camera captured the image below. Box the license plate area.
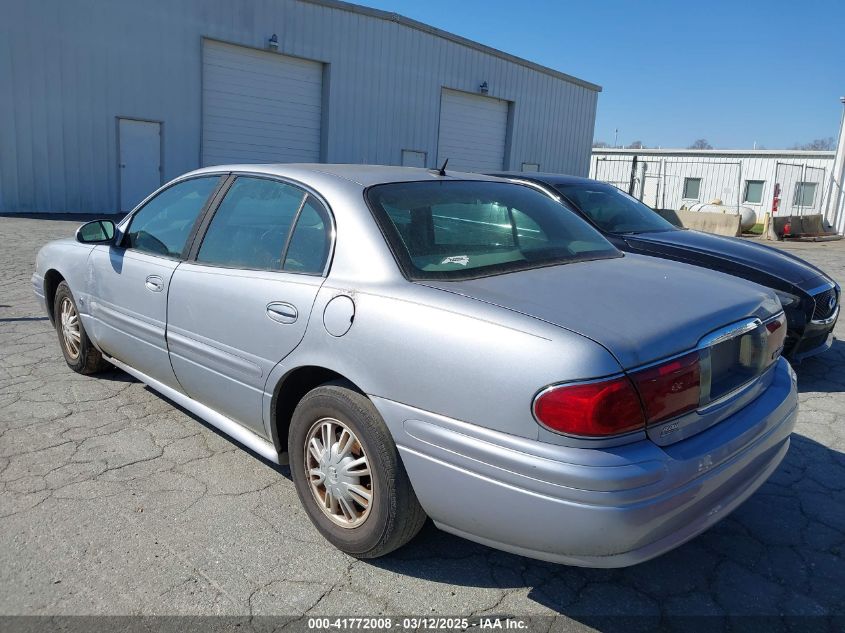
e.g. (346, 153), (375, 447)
(698, 316), (781, 408)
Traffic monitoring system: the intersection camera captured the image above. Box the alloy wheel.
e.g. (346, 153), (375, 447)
(60, 297), (81, 360)
(304, 417), (373, 528)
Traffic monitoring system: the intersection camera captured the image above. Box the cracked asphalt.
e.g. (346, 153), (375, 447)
(1, 215), (844, 626)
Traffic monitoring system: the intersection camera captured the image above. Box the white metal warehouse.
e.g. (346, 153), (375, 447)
(0, 0), (601, 213)
(590, 148), (835, 223)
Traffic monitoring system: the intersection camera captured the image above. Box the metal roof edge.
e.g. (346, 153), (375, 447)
(591, 148), (835, 158)
(299, 0), (602, 92)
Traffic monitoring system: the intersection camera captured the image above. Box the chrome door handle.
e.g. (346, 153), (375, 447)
(266, 302), (298, 324)
(145, 275), (164, 292)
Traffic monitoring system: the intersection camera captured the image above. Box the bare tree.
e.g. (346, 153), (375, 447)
(626, 140), (645, 149)
(791, 137), (835, 151)
(592, 140), (610, 148)
(687, 139), (713, 150)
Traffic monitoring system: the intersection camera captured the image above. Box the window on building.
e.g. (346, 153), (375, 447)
(743, 180), (765, 204)
(682, 177), (701, 200)
(521, 163), (540, 172)
(793, 182), (818, 207)
(401, 150), (426, 168)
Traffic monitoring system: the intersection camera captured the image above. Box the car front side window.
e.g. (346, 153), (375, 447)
(125, 177), (220, 257)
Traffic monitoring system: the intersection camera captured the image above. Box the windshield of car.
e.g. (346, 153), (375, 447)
(554, 182), (678, 234)
(366, 180), (621, 280)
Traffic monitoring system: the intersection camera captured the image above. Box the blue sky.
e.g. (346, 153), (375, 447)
(363, 0), (845, 150)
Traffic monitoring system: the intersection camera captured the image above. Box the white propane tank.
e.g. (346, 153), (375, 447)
(685, 200), (757, 232)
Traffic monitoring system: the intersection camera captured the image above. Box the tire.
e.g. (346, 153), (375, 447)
(53, 281), (110, 374)
(289, 381), (427, 558)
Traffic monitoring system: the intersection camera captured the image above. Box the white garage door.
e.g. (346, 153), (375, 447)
(437, 89), (509, 172)
(202, 40), (323, 166)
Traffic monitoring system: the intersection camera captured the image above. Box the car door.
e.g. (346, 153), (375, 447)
(166, 175), (333, 436)
(87, 175), (223, 390)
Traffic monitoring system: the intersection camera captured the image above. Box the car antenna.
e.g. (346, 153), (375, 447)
(436, 158), (448, 176)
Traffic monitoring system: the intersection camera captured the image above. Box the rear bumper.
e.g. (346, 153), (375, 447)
(374, 358), (798, 567)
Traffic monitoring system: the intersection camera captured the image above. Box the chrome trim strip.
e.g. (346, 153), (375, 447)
(698, 347), (712, 407)
(504, 178), (563, 202)
(104, 354), (284, 465)
(697, 317), (762, 348)
(763, 311), (787, 324)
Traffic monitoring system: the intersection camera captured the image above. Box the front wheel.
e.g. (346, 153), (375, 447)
(288, 381), (426, 558)
(53, 281), (110, 374)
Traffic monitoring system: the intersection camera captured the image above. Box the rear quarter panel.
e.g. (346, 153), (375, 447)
(263, 280), (624, 441)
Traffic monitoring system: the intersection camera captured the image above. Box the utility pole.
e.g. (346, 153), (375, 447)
(614, 128), (619, 148)
(823, 96), (845, 234)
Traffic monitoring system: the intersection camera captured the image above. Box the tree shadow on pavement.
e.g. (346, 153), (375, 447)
(367, 434), (844, 631)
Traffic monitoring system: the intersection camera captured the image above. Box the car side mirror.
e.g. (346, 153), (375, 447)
(76, 219), (116, 244)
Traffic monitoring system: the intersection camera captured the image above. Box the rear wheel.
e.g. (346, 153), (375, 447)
(53, 281), (110, 374)
(289, 381), (426, 558)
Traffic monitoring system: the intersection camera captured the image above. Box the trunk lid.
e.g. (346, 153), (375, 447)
(422, 253), (780, 369)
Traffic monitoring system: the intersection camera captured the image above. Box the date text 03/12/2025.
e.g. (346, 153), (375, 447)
(306, 617), (529, 630)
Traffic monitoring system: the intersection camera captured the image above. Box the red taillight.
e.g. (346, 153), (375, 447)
(765, 314), (787, 361)
(630, 351), (700, 424)
(533, 351), (712, 437)
(533, 376), (645, 437)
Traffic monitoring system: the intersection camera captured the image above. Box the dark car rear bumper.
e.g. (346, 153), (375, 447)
(785, 292), (839, 361)
(788, 307), (838, 361)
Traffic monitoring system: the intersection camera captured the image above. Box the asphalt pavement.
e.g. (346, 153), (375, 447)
(1, 215), (844, 629)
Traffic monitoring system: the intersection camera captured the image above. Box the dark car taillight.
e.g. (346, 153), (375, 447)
(533, 376), (645, 437)
(630, 352), (701, 425)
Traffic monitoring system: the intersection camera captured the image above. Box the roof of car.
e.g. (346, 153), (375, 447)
(187, 163), (506, 188)
(488, 172), (599, 186)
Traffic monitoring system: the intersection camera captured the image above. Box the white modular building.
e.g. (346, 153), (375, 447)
(0, 0), (601, 213)
(590, 148), (836, 224)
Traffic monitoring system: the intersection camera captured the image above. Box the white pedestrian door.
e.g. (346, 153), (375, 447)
(437, 88), (509, 172)
(119, 119), (161, 211)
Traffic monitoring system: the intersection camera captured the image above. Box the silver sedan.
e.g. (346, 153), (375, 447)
(32, 164), (797, 567)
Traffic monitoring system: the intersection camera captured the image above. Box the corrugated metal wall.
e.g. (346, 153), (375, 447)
(590, 149), (835, 221)
(0, 0), (599, 213)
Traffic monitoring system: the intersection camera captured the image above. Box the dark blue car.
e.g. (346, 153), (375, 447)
(491, 172), (840, 361)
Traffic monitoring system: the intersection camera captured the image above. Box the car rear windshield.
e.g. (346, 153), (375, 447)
(555, 182), (678, 234)
(366, 180), (621, 280)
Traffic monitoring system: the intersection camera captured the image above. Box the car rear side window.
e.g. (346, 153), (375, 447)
(366, 180), (620, 280)
(555, 182), (678, 234)
(283, 196), (332, 274)
(197, 177), (306, 271)
(125, 176), (219, 258)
